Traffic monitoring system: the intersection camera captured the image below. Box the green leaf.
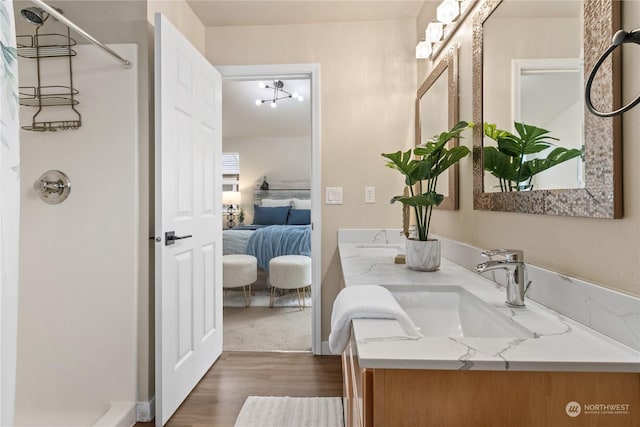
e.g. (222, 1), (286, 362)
(430, 146), (471, 178)
(483, 120), (583, 190)
(513, 122), (559, 155)
(483, 122), (511, 142)
(484, 122), (558, 158)
(421, 120), (472, 146)
(483, 146), (519, 181)
(520, 147), (583, 178)
(390, 192), (443, 207)
(382, 149), (419, 185)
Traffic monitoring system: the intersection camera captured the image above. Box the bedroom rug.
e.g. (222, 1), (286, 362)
(234, 396), (344, 427)
(223, 306), (312, 351)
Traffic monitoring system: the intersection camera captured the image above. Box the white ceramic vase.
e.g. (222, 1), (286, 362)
(405, 239), (441, 272)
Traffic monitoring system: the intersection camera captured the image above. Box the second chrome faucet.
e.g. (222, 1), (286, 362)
(476, 249), (530, 307)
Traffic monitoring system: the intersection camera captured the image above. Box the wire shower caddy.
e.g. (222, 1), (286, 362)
(17, 25), (81, 132)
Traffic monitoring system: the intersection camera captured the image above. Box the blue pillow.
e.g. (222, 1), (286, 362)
(253, 205), (290, 225)
(287, 209), (311, 225)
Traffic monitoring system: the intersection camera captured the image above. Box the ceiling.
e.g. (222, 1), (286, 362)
(222, 78), (311, 139)
(186, 1), (425, 27)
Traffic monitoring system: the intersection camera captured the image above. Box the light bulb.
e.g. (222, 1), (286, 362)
(255, 99), (262, 106)
(297, 95), (304, 102)
(426, 22), (444, 43)
(437, 0), (459, 24)
(258, 82), (266, 88)
(415, 40), (432, 59)
(270, 101), (277, 108)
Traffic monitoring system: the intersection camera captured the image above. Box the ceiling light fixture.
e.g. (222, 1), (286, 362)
(255, 80), (304, 107)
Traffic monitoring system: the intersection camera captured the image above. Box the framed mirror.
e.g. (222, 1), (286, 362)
(416, 46), (459, 210)
(472, 0), (622, 218)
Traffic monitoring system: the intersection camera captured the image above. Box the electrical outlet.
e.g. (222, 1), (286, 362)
(365, 186), (375, 203)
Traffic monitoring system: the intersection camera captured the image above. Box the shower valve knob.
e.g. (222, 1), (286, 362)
(33, 170), (71, 204)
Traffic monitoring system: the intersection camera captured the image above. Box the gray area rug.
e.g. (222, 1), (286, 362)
(223, 306), (312, 351)
(234, 396), (344, 427)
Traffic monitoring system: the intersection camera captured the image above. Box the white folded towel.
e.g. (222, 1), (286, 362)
(328, 285), (423, 354)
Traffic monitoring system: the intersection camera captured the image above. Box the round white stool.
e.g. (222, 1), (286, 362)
(223, 254), (257, 307)
(268, 255), (311, 310)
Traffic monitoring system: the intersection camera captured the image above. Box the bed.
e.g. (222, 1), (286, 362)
(223, 185), (311, 271)
(224, 224), (311, 271)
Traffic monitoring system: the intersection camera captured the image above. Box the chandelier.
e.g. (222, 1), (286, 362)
(255, 80), (304, 108)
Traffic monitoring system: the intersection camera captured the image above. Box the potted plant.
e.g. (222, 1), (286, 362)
(483, 122), (582, 191)
(382, 120), (473, 271)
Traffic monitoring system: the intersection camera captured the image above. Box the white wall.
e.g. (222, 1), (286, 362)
(224, 136), (311, 216)
(15, 44), (138, 423)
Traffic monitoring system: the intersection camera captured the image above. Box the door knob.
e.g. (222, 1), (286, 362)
(165, 231), (193, 246)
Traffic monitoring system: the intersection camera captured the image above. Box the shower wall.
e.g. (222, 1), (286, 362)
(15, 44), (138, 426)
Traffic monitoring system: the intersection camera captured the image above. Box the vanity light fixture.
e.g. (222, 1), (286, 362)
(416, 38), (432, 59)
(255, 80), (303, 108)
(426, 21), (444, 43)
(437, 0), (460, 24)
(417, 0), (477, 60)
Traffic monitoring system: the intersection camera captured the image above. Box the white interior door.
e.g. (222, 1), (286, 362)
(154, 13), (223, 426)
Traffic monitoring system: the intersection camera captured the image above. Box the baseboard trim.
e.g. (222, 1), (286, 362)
(321, 341), (335, 355)
(136, 397), (155, 422)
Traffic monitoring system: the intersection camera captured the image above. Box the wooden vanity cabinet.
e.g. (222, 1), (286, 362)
(342, 337), (372, 427)
(342, 334), (639, 427)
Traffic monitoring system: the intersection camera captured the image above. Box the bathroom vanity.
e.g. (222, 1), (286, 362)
(337, 229), (640, 427)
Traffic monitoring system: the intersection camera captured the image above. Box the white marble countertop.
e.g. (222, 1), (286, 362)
(338, 242), (640, 371)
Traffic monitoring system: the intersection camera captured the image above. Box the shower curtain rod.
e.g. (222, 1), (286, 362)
(29, 0), (132, 68)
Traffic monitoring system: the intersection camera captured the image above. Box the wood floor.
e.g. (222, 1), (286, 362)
(135, 351), (343, 427)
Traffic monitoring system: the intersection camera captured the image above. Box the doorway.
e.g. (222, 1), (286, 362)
(217, 64), (321, 355)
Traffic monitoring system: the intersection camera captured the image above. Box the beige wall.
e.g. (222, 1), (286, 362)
(206, 20), (417, 339)
(484, 17), (580, 129)
(147, 0), (205, 54)
(417, 0), (640, 297)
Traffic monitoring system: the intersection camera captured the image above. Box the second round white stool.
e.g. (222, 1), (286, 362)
(268, 255), (312, 310)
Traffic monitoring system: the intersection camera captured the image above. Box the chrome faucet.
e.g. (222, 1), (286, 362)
(476, 249), (530, 307)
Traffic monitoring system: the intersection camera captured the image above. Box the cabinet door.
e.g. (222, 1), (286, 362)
(343, 338), (366, 427)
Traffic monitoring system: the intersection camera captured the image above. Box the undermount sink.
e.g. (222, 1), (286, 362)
(355, 243), (403, 249)
(383, 285), (536, 339)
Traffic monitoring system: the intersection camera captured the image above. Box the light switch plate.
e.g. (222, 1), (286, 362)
(365, 186), (375, 203)
(326, 187), (343, 204)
